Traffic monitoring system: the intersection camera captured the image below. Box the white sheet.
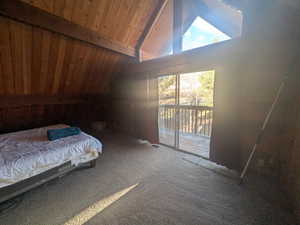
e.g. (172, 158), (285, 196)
(0, 124), (102, 188)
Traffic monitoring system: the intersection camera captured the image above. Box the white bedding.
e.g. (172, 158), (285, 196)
(0, 124), (102, 188)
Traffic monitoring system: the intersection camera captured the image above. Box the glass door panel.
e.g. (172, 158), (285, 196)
(178, 71), (215, 158)
(158, 75), (177, 147)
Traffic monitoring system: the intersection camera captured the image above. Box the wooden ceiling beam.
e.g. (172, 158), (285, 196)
(126, 39), (241, 76)
(136, 0), (169, 61)
(0, 0), (136, 57)
(173, 0), (184, 54)
(192, 0), (240, 38)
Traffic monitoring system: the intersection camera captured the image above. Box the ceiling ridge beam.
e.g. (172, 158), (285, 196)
(0, 0), (136, 57)
(192, 0), (239, 38)
(136, 0), (169, 61)
(173, 0), (183, 54)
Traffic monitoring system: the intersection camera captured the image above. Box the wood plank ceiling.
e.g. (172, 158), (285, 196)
(0, 0), (160, 96)
(21, 0), (160, 49)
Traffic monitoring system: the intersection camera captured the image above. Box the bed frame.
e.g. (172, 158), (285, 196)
(0, 159), (96, 204)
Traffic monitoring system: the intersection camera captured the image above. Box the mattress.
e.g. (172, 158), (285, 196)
(0, 124), (102, 188)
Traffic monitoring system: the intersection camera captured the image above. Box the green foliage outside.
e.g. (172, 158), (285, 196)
(159, 76), (176, 105)
(158, 71), (215, 107)
(196, 70), (215, 106)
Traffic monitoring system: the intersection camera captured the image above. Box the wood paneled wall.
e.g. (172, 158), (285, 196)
(0, 17), (128, 96)
(0, 14), (126, 132)
(0, 104), (77, 133)
(111, 74), (159, 143)
(0, 101), (109, 134)
(239, 1), (300, 211)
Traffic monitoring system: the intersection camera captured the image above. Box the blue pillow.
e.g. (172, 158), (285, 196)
(47, 127), (81, 141)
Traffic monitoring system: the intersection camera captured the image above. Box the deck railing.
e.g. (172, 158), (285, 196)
(159, 104), (213, 137)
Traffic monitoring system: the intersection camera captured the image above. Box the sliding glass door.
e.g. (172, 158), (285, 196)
(158, 71), (215, 159)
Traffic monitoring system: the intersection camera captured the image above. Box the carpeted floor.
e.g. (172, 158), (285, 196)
(0, 131), (296, 225)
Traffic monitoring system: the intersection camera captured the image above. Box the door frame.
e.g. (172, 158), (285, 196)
(158, 71), (216, 160)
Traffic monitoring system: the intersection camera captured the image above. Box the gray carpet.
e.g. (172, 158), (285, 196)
(0, 131), (296, 225)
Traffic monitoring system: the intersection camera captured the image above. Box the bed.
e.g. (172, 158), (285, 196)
(0, 124), (102, 203)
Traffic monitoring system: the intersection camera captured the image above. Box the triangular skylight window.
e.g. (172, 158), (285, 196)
(182, 17), (231, 51)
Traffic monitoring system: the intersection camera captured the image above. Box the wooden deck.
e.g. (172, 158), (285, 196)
(159, 129), (210, 158)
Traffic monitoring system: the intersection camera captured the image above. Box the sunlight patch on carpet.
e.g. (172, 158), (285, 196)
(63, 183), (139, 225)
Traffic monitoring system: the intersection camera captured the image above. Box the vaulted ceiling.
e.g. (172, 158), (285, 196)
(0, 0), (242, 97)
(21, 0), (160, 49)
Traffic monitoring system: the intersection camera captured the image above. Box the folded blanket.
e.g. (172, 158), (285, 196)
(47, 127), (81, 141)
